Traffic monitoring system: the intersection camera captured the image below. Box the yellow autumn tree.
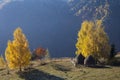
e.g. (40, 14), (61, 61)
(5, 27), (31, 71)
(76, 20), (110, 59)
(0, 55), (5, 68)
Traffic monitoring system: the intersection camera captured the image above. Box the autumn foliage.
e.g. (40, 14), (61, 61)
(32, 47), (47, 60)
(76, 20), (111, 59)
(0, 55), (5, 68)
(5, 27), (31, 71)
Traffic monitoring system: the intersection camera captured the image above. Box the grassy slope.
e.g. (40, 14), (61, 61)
(0, 58), (120, 80)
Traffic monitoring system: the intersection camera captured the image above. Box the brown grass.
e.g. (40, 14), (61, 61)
(0, 58), (120, 80)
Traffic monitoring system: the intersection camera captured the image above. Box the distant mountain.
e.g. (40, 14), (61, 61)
(69, 0), (120, 52)
(0, 0), (120, 57)
(106, 0), (120, 52)
(0, 0), (81, 57)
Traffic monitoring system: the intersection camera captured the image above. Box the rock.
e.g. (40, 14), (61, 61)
(71, 58), (77, 67)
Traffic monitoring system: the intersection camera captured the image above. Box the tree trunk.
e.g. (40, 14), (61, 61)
(19, 66), (22, 72)
(7, 69), (9, 74)
(6, 63), (10, 74)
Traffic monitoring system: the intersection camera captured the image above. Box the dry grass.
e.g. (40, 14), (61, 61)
(0, 58), (120, 80)
(115, 52), (120, 58)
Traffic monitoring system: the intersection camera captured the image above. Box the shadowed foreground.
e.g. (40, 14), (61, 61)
(0, 58), (120, 80)
(17, 68), (64, 80)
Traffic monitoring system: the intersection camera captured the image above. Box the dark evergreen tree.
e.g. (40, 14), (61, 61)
(110, 44), (116, 59)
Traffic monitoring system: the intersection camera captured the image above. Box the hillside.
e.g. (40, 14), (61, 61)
(0, 58), (120, 80)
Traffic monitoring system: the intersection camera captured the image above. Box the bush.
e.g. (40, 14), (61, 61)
(107, 58), (120, 66)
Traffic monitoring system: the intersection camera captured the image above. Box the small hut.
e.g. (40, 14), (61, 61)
(71, 54), (85, 67)
(84, 55), (96, 67)
(76, 54), (85, 65)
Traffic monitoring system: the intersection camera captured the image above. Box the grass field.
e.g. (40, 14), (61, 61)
(0, 58), (120, 80)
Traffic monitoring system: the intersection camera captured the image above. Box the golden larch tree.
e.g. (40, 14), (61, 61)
(0, 55), (5, 68)
(76, 20), (110, 59)
(5, 27), (31, 71)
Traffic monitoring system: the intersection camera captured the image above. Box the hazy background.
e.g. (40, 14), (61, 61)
(0, 0), (120, 57)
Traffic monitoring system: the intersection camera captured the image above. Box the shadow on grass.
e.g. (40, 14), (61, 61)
(109, 61), (120, 67)
(87, 65), (111, 69)
(51, 64), (71, 72)
(0, 68), (4, 71)
(76, 65), (111, 69)
(16, 68), (65, 80)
